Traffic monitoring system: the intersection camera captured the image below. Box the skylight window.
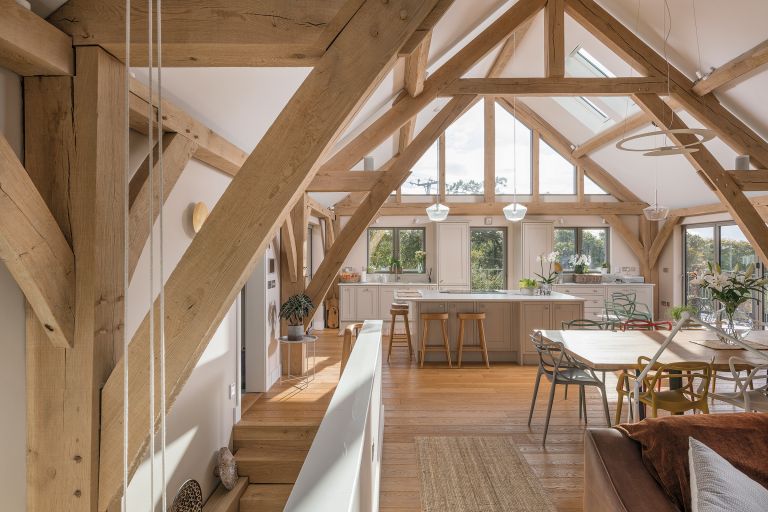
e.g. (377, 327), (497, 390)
(573, 47), (615, 78)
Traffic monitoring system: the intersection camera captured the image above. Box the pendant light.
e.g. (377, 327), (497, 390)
(503, 32), (527, 223)
(616, 0), (713, 155)
(426, 137), (449, 221)
(643, 133), (669, 221)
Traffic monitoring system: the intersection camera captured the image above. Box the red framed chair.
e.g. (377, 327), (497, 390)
(620, 319), (672, 331)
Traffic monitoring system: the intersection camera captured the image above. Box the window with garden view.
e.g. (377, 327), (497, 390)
(554, 227), (609, 271)
(470, 228), (507, 290)
(367, 228), (426, 273)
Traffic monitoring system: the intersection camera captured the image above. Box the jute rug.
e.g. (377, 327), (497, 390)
(415, 436), (557, 512)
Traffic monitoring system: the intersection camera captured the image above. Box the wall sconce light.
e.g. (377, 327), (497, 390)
(192, 202), (209, 233)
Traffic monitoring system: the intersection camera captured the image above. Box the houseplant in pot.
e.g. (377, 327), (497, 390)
(280, 294), (314, 341)
(535, 251), (560, 294)
(519, 278), (537, 295)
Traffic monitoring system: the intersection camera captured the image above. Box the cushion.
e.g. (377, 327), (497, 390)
(689, 437), (768, 512)
(616, 413), (768, 511)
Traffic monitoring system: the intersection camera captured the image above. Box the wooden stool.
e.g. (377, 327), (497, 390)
(456, 312), (489, 368)
(419, 312), (452, 368)
(388, 303), (413, 362)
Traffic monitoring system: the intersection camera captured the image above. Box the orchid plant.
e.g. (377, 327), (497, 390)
(689, 262), (768, 337)
(568, 253), (592, 274)
(535, 251), (560, 284)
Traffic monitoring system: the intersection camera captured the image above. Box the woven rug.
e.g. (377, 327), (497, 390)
(415, 436), (556, 512)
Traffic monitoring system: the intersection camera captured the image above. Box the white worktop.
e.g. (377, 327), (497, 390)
(556, 282), (653, 286)
(397, 290), (584, 302)
(338, 281), (435, 286)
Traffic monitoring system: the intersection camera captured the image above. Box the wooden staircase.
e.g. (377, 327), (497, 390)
(234, 418), (320, 511)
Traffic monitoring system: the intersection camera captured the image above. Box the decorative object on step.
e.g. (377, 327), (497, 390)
(689, 262), (768, 343)
(170, 479), (203, 512)
(569, 253), (591, 274)
(415, 250), (427, 273)
(279, 294), (314, 341)
(426, 137), (449, 221)
(325, 297), (339, 329)
(415, 436), (556, 512)
(535, 252), (560, 291)
(502, 32), (527, 224)
(518, 278), (537, 295)
(191, 201), (209, 233)
(213, 447), (238, 490)
(339, 267), (361, 283)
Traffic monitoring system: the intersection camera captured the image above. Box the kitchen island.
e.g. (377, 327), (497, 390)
(397, 290), (585, 364)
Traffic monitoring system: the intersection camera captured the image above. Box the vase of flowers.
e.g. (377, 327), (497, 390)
(569, 254), (591, 274)
(689, 262), (767, 343)
(535, 251), (560, 295)
(415, 250), (427, 273)
(280, 294), (314, 340)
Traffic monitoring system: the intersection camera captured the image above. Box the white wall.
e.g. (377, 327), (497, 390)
(125, 153), (240, 509)
(0, 66), (27, 512)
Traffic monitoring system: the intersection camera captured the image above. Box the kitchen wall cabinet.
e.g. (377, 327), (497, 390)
(436, 222), (469, 288)
(521, 222), (554, 281)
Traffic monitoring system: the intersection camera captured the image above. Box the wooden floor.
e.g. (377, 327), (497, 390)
(241, 329), (742, 512)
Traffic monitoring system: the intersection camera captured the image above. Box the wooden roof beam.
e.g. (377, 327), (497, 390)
(399, 0), (455, 56)
(635, 92), (768, 264)
(308, 170), (383, 192)
(0, 133), (74, 348)
(335, 200), (646, 216)
(545, 0), (565, 78)
(692, 39), (768, 96)
(0, 0), (73, 76)
(487, 19), (535, 78)
(306, 194), (336, 221)
(97, 2), (441, 508)
(729, 170), (768, 191)
(443, 77), (669, 96)
(571, 111), (650, 158)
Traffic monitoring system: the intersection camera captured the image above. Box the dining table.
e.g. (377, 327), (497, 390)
(537, 328), (768, 419)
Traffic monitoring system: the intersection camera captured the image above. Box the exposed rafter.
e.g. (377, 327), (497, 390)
(128, 133), (198, 278)
(97, 2), (441, 508)
(0, 0), (73, 76)
(0, 133), (75, 349)
(50, 0), (355, 67)
(635, 92), (768, 264)
(729, 170), (768, 191)
(308, 170), (382, 192)
(571, 111), (650, 158)
(443, 77), (669, 96)
(693, 39), (768, 96)
(306, 194), (336, 221)
(129, 79), (247, 176)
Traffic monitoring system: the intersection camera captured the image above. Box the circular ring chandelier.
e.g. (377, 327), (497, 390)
(615, 128), (715, 156)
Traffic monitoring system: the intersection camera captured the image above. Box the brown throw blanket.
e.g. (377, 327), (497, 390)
(616, 413), (768, 512)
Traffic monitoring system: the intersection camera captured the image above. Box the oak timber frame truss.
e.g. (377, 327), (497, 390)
(2, 0), (768, 510)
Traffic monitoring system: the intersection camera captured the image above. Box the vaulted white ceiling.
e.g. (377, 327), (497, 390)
(34, 0), (768, 210)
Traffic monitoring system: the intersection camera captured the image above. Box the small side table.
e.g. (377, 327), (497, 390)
(278, 335), (318, 389)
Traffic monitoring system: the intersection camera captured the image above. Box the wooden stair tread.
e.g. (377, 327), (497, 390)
(235, 445), (309, 461)
(239, 484), (293, 512)
(202, 477), (248, 512)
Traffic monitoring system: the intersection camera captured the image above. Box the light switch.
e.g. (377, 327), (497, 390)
(228, 383), (236, 400)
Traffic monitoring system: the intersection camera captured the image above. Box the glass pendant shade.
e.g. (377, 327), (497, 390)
(503, 202), (527, 222)
(643, 204), (669, 221)
(426, 202), (450, 222)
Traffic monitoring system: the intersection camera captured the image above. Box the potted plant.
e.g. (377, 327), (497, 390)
(279, 294), (314, 340)
(535, 251), (560, 294)
(569, 254), (592, 274)
(600, 261), (610, 275)
(689, 262), (768, 342)
(518, 278), (537, 295)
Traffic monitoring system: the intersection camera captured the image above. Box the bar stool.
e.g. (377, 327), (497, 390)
(456, 312), (490, 368)
(419, 312), (452, 368)
(388, 303), (413, 362)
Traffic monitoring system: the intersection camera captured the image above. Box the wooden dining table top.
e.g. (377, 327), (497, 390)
(538, 329), (768, 370)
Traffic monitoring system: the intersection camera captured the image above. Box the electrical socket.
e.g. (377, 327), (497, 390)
(228, 383), (236, 400)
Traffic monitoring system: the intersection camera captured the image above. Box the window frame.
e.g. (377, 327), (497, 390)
(366, 227), (426, 274)
(469, 227), (508, 290)
(554, 227), (610, 272)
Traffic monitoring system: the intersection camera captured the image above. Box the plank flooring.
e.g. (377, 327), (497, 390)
(239, 329), (744, 512)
